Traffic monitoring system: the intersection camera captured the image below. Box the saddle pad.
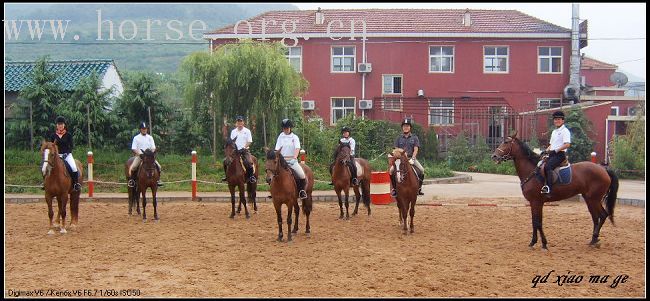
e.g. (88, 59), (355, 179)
(553, 164), (572, 185)
(354, 160), (363, 178)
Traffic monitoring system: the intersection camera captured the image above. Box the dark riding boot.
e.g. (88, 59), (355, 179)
(71, 171), (81, 191)
(128, 170), (137, 188)
(297, 178), (308, 200)
(156, 164), (164, 187)
(348, 157), (359, 186)
(390, 173), (398, 197)
(417, 176), (424, 196)
(242, 155), (256, 184)
(221, 160), (228, 182)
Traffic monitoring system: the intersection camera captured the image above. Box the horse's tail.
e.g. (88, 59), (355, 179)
(605, 168), (619, 225)
(301, 198), (312, 216)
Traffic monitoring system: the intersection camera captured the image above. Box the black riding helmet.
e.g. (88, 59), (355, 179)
(139, 122), (148, 129)
(341, 126), (351, 134)
(55, 116), (66, 124)
(281, 119), (293, 129)
(552, 111), (565, 120)
(236, 115), (245, 121)
(401, 118), (413, 127)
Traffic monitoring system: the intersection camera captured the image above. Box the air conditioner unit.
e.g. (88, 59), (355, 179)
(628, 107), (638, 116)
(301, 100), (315, 110)
(357, 63), (372, 73)
(359, 99), (373, 109)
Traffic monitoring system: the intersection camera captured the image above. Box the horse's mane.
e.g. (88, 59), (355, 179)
(335, 142), (351, 159)
(266, 150), (289, 170)
(514, 138), (540, 165)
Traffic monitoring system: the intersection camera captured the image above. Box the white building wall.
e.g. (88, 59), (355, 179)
(101, 64), (124, 98)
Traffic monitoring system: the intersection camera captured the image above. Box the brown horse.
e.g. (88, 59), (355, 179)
(223, 137), (258, 218)
(125, 156), (140, 216)
(491, 131), (619, 249)
(332, 142), (371, 219)
(40, 141), (83, 234)
(389, 148), (419, 234)
(138, 149), (160, 222)
(264, 148), (314, 242)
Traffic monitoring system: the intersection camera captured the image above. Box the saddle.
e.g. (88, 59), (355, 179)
(540, 159), (572, 185)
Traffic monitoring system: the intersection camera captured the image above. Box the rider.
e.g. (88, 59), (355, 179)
(328, 126), (359, 186)
(128, 122), (163, 188)
(222, 115), (256, 183)
(541, 110), (571, 195)
(274, 119), (308, 200)
(390, 118), (425, 197)
(45, 116), (81, 191)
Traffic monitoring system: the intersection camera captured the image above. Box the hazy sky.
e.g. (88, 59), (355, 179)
(293, 2), (646, 81)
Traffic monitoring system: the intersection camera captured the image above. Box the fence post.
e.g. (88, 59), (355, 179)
(87, 151), (94, 197)
(591, 151), (597, 163)
(192, 151), (197, 201)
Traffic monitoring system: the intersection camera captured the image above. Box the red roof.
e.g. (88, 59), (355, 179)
(581, 56), (618, 70)
(207, 9), (570, 35)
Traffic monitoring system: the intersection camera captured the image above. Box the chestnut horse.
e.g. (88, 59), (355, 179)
(492, 131), (619, 249)
(40, 141), (83, 234)
(138, 149), (160, 222)
(125, 156), (140, 216)
(265, 148), (314, 242)
(223, 137), (258, 218)
(331, 142), (371, 219)
(389, 148), (420, 234)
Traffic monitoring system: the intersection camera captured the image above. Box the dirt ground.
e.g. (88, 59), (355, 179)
(4, 199), (646, 297)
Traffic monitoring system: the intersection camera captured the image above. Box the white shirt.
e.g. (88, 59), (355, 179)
(549, 124), (571, 152)
(275, 132), (301, 159)
(340, 137), (356, 156)
(230, 127), (253, 150)
(132, 133), (156, 154)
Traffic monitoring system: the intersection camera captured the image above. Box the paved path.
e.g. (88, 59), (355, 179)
(5, 172), (645, 206)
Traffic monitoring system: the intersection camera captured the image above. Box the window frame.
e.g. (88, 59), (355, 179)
(330, 97), (356, 125)
(537, 98), (562, 110)
(428, 98), (455, 126)
(483, 45), (509, 74)
(284, 46), (303, 73)
(537, 46), (563, 74)
(428, 45), (455, 73)
(331, 46), (356, 73)
(382, 74), (403, 95)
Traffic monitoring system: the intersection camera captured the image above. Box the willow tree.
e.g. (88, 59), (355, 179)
(181, 40), (308, 158)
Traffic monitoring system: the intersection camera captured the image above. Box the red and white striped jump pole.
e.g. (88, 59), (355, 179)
(87, 151), (94, 197)
(191, 151), (197, 200)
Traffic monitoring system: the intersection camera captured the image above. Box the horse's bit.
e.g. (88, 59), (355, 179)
(495, 140), (513, 162)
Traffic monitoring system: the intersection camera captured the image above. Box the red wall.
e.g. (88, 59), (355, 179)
(581, 68), (616, 87)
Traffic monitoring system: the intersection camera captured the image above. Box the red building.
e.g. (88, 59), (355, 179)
(205, 8), (643, 161)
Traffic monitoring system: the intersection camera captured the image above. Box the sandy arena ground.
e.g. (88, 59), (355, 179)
(4, 199), (646, 297)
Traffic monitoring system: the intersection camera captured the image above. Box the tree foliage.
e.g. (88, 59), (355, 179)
(611, 101), (645, 175)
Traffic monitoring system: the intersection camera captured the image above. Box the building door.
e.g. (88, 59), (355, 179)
(488, 106), (506, 149)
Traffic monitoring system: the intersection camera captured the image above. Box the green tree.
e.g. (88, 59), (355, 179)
(558, 108), (595, 162)
(611, 102), (645, 175)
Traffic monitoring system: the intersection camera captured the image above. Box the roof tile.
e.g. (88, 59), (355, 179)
(4, 59), (115, 92)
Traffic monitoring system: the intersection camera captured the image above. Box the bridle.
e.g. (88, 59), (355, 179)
(494, 139), (514, 162)
(41, 144), (57, 177)
(336, 144), (351, 166)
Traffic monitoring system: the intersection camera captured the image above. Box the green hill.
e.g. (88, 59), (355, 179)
(4, 3), (298, 73)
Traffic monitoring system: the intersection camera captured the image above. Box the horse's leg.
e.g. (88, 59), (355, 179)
(396, 198), (403, 226)
(250, 183), (258, 213)
(409, 199), (416, 233)
(585, 194), (608, 246)
(336, 189), (344, 219)
(228, 184), (236, 218)
(292, 201), (300, 234)
(58, 193), (68, 234)
(401, 200), (408, 234)
(141, 189), (147, 222)
(135, 186), (141, 215)
(239, 183), (250, 219)
(127, 187), (133, 215)
(152, 186), (159, 221)
(352, 185), (361, 216)
(344, 187), (350, 220)
(363, 181), (372, 216)
(275, 202), (283, 242)
(304, 198), (311, 235)
(287, 201), (294, 242)
(70, 191), (79, 228)
(46, 194), (55, 235)
(529, 201), (547, 249)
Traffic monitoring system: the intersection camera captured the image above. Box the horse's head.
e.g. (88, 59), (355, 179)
(492, 130), (518, 164)
(140, 149), (156, 165)
(264, 147), (288, 184)
(390, 148), (411, 183)
(224, 137), (238, 165)
(336, 142), (352, 165)
(40, 140), (59, 177)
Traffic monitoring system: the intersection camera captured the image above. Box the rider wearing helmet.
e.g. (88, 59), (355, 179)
(222, 115), (256, 183)
(541, 110), (571, 195)
(274, 119), (308, 200)
(128, 122), (163, 187)
(46, 116), (81, 191)
(390, 118), (425, 196)
(328, 126), (359, 186)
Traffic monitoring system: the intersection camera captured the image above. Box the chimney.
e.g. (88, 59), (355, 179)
(463, 9), (471, 27)
(315, 7), (324, 25)
(569, 4), (581, 90)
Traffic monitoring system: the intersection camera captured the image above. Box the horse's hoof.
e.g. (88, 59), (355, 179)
(69, 224), (77, 230)
(47, 230), (55, 235)
(245, 214), (251, 219)
(143, 219), (147, 223)
(277, 237), (283, 242)
(410, 229), (414, 234)
(229, 214), (235, 219)
(253, 210), (258, 214)
(60, 228), (67, 234)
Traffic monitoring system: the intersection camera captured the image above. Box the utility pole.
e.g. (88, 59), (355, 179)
(29, 101), (34, 150)
(148, 106), (153, 136)
(87, 104), (92, 149)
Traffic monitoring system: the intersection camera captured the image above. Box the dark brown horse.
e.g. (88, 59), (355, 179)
(389, 148), (419, 234)
(40, 141), (83, 234)
(138, 149), (160, 222)
(125, 156), (140, 216)
(265, 148), (314, 242)
(332, 142), (371, 219)
(224, 137), (258, 218)
(491, 131), (619, 249)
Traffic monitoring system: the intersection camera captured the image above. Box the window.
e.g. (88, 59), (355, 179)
(332, 46), (355, 72)
(610, 106), (619, 116)
(284, 46), (302, 73)
(537, 98), (561, 110)
(382, 97), (402, 111)
(429, 46), (454, 72)
(382, 75), (402, 94)
(484, 46), (509, 73)
(538, 47), (562, 73)
(429, 99), (454, 125)
(331, 97), (355, 124)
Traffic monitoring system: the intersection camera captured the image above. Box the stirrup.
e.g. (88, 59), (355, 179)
(221, 177), (227, 182)
(328, 182), (334, 186)
(418, 188), (424, 195)
(352, 178), (359, 186)
(73, 183), (81, 191)
(157, 181), (164, 187)
(40, 183), (45, 190)
(248, 176), (257, 184)
(540, 185), (550, 194)
(390, 189), (397, 197)
(128, 179), (135, 188)
(299, 190), (307, 199)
